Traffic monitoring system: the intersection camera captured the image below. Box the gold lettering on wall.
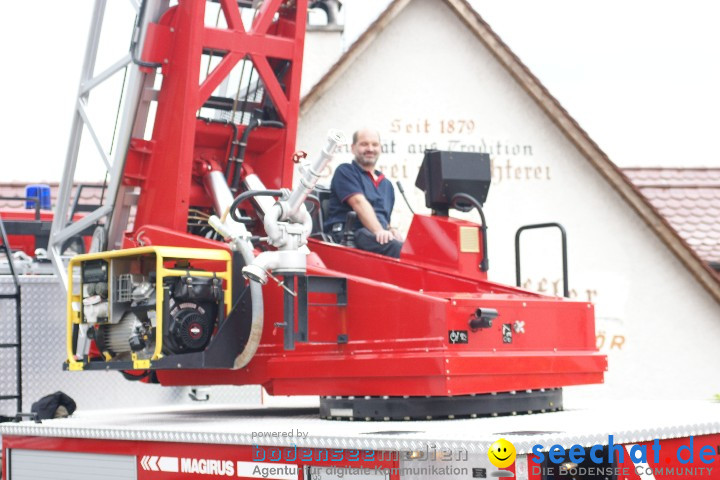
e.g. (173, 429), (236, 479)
(522, 277), (598, 303)
(351, 118), (554, 184)
(328, 119), (552, 184)
(596, 330), (626, 351)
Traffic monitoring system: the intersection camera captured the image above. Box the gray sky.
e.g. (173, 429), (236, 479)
(341, 0), (720, 169)
(1, 0), (718, 182)
(467, 0), (720, 169)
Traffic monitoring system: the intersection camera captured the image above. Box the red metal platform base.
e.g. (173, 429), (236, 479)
(153, 216), (606, 397)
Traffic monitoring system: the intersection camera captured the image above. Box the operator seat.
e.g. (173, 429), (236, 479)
(305, 186), (357, 247)
(306, 185), (331, 241)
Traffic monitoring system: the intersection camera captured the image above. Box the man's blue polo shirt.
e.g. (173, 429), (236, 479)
(324, 160), (395, 231)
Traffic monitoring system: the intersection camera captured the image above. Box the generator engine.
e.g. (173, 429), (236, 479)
(79, 265), (151, 359)
(67, 247), (231, 369)
(162, 275), (220, 354)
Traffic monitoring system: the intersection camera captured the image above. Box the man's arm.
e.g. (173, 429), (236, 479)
(347, 194), (394, 244)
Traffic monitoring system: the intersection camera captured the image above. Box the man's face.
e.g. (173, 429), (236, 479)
(352, 130), (381, 170)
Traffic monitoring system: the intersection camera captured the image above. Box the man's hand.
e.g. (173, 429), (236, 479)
(374, 229), (394, 244)
(347, 195), (402, 245)
(389, 227), (404, 242)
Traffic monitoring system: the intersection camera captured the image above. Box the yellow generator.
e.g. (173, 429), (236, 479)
(66, 247), (235, 372)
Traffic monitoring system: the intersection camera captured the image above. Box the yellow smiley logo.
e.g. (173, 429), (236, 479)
(488, 438), (516, 468)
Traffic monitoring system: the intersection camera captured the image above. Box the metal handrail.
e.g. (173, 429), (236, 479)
(514, 222), (569, 298)
(0, 196), (41, 220)
(450, 193), (489, 272)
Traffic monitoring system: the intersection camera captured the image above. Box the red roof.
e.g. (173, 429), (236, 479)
(623, 168), (720, 266)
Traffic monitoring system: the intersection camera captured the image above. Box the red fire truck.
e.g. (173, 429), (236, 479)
(1, 1), (717, 479)
(2, 400), (720, 479)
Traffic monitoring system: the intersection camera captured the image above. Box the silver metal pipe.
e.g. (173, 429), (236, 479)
(263, 204), (284, 247)
(204, 170), (238, 220)
(242, 249), (307, 285)
(243, 174), (277, 219)
(283, 129), (345, 219)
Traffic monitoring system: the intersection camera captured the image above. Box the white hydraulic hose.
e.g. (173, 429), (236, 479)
(231, 239), (264, 369)
(204, 171), (264, 370)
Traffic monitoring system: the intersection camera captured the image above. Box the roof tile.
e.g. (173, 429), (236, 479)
(624, 168), (720, 264)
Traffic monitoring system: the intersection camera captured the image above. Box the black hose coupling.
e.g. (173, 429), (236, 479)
(469, 308), (498, 331)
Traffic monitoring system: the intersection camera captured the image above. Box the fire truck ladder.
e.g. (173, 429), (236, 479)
(48, 0), (276, 287)
(0, 214), (23, 416)
(48, 0), (165, 289)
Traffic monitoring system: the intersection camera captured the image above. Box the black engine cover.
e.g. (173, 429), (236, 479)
(163, 275), (221, 354)
(164, 304), (216, 353)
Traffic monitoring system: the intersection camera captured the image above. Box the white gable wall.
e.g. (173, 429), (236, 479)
(297, 0), (720, 400)
(301, 28), (345, 98)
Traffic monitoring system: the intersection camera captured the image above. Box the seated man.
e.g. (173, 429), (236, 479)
(324, 128), (403, 258)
